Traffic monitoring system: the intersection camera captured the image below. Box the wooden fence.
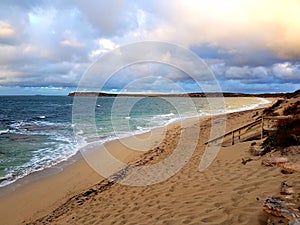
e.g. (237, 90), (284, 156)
(205, 116), (293, 146)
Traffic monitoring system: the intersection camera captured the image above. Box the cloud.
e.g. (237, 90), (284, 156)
(211, 61), (300, 86)
(60, 39), (85, 49)
(89, 39), (120, 60)
(223, 66), (270, 81)
(59, 0), (139, 37)
(138, 0), (300, 60)
(0, 21), (16, 39)
(272, 62), (300, 81)
(0, 0), (299, 94)
(0, 0), (43, 9)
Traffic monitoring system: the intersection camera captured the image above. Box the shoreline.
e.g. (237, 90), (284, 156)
(0, 98), (276, 225)
(0, 108), (269, 225)
(0, 97), (273, 192)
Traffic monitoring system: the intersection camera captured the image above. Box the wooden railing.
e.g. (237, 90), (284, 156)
(205, 115), (293, 146)
(205, 118), (262, 145)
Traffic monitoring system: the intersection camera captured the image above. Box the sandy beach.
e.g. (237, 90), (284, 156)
(0, 102), (299, 225)
(1, 0), (300, 224)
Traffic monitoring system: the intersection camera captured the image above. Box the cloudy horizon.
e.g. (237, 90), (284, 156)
(0, 0), (299, 95)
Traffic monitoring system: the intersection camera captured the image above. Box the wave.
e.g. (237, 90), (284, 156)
(0, 129), (9, 135)
(0, 119), (77, 187)
(0, 97), (270, 188)
(0, 134), (78, 187)
(8, 120), (71, 131)
(152, 112), (175, 118)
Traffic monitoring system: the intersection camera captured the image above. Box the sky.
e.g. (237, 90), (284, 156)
(0, 0), (299, 95)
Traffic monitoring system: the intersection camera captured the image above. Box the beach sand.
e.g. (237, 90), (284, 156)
(1, 106), (298, 225)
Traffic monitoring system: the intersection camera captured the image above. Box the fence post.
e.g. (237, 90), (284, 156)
(261, 117), (264, 139)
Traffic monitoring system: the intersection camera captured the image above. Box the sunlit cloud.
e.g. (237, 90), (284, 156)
(0, 0), (299, 94)
(0, 21), (15, 39)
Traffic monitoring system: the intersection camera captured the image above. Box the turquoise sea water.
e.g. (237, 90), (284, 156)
(0, 96), (267, 187)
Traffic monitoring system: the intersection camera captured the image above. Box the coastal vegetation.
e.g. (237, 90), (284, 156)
(262, 89), (300, 152)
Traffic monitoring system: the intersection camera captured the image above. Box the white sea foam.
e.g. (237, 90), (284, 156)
(0, 118), (78, 187)
(0, 97), (271, 188)
(0, 129), (9, 135)
(0, 136), (79, 187)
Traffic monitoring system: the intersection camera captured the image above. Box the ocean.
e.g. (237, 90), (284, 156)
(0, 96), (268, 187)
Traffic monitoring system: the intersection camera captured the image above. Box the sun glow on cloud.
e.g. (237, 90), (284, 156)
(0, 21), (15, 38)
(0, 0), (299, 94)
(144, 0), (300, 60)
